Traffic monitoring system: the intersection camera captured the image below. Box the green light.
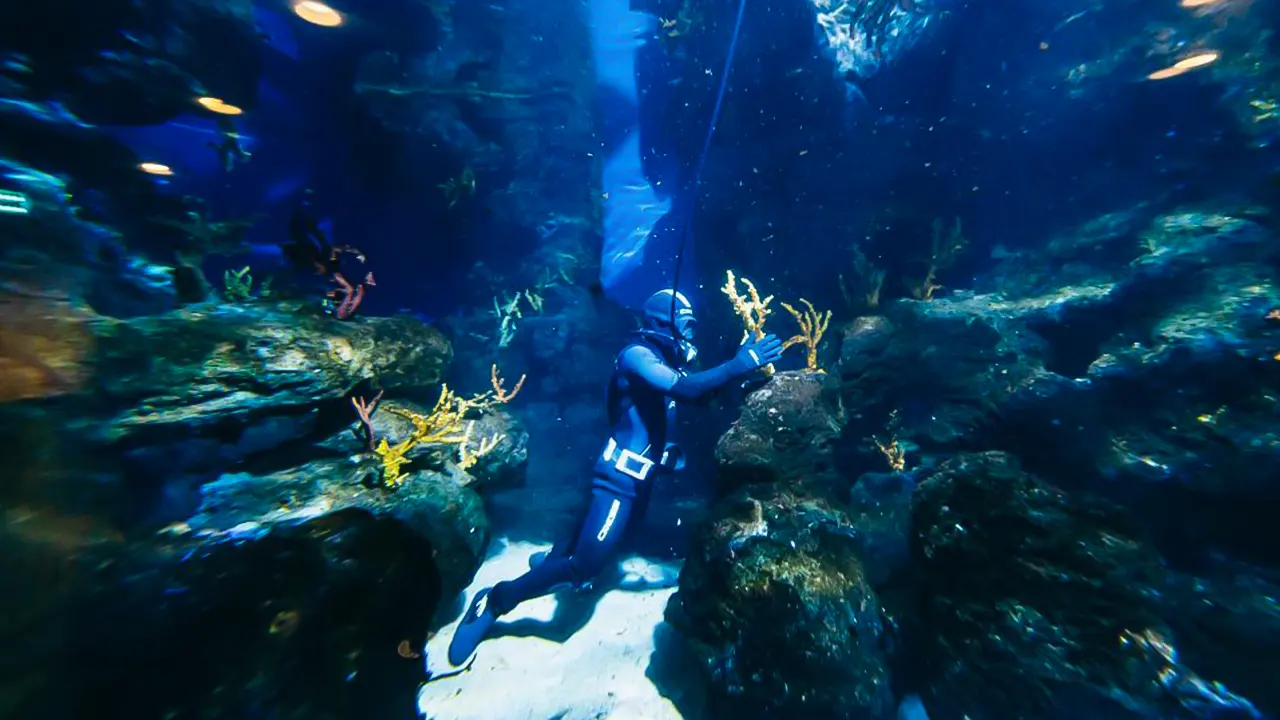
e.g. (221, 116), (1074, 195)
(0, 190), (30, 215)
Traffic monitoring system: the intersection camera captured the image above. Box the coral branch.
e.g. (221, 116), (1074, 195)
(781, 299), (832, 372)
(328, 271), (376, 320)
(458, 421), (504, 471)
(722, 270), (780, 375)
(489, 363), (526, 403)
(350, 389), (384, 451)
(908, 217), (967, 301)
(370, 364), (524, 487)
(722, 270), (774, 341)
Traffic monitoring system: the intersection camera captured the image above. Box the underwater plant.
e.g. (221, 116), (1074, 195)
(370, 364), (525, 487)
(490, 288), (544, 347)
(722, 270), (779, 374)
(906, 216), (968, 301)
(872, 410), (908, 472)
(780, 299), (832, 373)
(351, 389), (384, 451)
(327, 271), (376, 320)
(280, 191), (376, 320)
(723, 270), (832, 373)
(839, 244), (887, 311)
(222, 265), (270, 302)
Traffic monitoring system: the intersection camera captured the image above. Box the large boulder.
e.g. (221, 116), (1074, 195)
(0, 454), (489, 719)
(668, 484), (893, 719)
(188, 460), (489, 606)
(1, 301), (452, 527)
(714, 370), (846, 495)
(835, 208), (1280, 570)
(909, 451), (1261, 720)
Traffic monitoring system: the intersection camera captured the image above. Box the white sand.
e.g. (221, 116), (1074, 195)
(418, 539), (700, 720)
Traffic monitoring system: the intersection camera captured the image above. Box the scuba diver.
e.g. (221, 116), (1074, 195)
(446, 288), (786, 667)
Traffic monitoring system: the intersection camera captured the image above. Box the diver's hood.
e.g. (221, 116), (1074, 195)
(635, 329), (698, 367)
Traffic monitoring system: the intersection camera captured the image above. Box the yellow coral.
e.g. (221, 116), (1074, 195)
(373, 364), (525, 486)
(873, 435), (907, 472)
(872, 410), (907, 472)
(458, 420), (505, 471)
(780, 299), (832, 373)
(722, 270), (781, 375)
(721, 270), (774, 341)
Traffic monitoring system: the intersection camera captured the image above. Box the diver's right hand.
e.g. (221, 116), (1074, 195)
(730, 333), (785, 374)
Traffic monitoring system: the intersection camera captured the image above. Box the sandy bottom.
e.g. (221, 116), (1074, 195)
(418, 539), (702, 720)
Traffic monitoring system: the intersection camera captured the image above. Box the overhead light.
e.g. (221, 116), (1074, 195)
(292, 0), (344, 27)
(1179, 0), (1219, 7)
(138, 162), (174, 176)
(196, 96), (244, 115)
(1147, 50), (1220, 80)
(1173, 51), (1219, 70)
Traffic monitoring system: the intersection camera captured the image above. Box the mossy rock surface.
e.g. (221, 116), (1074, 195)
(670, 484), (892, 719)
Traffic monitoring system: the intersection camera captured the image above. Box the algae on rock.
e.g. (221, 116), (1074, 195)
(670, 484), (892, 719)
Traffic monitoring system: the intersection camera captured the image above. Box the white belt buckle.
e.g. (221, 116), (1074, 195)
(601, 439), (654, 481)
(614, 448), (653, 481)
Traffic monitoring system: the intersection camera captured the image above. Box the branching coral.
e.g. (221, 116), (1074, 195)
(839, 245), (887, 311)
(723, 270), (779, 374)
(491, 288), (545, 347)
(327, 271), (376, 320)
(907, 216), (968, 301)
(780, 299), (832, 373)
(722, 270), (775, 342)
(872, 410), (908, 472)
(724, 271), (832, 373)
(370, 364), (526, 486)
(458, 421), (503, 471)
(350, 389), (384, 451)
(223, 266), (255, 302)
(222, 266), (273, 303)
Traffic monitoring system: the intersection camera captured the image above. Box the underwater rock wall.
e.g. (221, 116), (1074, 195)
(0, 290), (520, 718)
(669, 371), (893, 718)
(842, 206), (1280, 718)
(0, 0), (597, 716)
(4, 301), (451, 522)
(667, 204), (1280, 719)
(909, 452), (1264, 720)
(0, 164), (526, 717)
(840, 207), (1280, 560)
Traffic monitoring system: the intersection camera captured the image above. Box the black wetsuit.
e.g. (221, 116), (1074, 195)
(444, 324), (782, 667)
(488, 333), (713, 614)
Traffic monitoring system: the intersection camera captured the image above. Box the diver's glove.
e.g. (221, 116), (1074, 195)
(728, 333), (785, 375)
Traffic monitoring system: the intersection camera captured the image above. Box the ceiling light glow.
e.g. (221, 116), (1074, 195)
(196, 96), (244, 115)
(1146, 50), (1220, 80)
(292, 0), (343, 27)
(138, 162), (174, 176)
